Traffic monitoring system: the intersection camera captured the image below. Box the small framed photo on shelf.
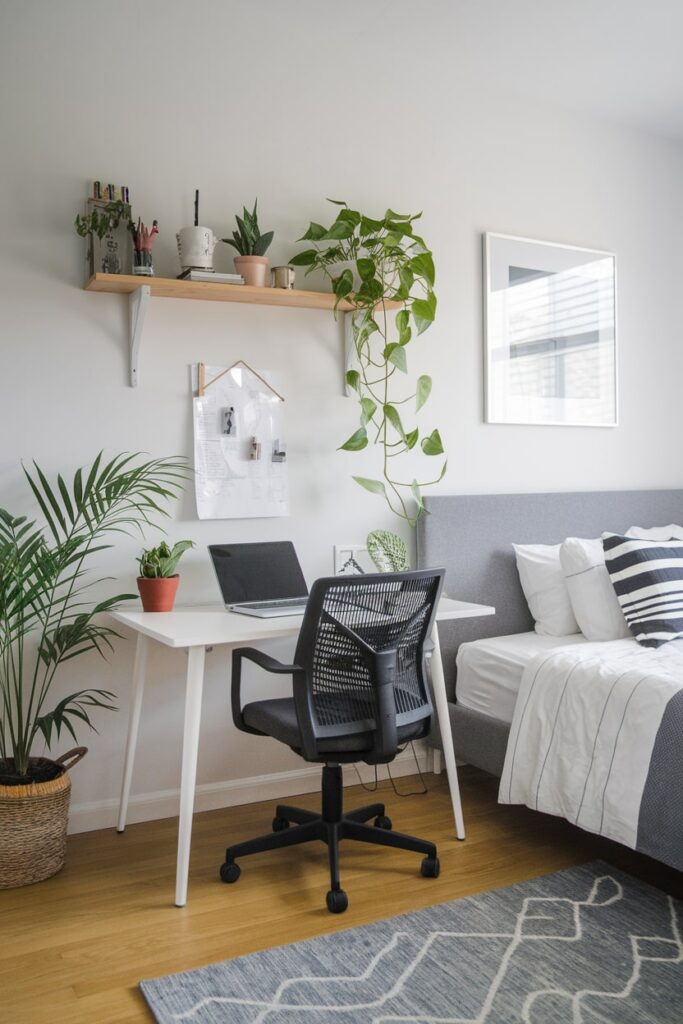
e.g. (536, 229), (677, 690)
(483, 233), (617, 427)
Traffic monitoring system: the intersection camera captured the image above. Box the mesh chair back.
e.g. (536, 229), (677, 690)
(293, 570), (444, 757)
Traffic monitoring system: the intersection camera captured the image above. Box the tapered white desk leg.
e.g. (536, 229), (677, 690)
(117, 634), (149, 833)
(175, 645), (206, 907)
(430, 623), (466, 840)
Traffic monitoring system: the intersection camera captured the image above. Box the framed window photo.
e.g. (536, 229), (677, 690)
(483, 233), (617, 427)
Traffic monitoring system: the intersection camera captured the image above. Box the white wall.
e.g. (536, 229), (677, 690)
(1, 1), (682, 829)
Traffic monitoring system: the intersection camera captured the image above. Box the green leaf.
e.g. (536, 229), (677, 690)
(360, 215), (383, 236)
(253, 230), (274, 256)
(384, 208), (414, 222)
(384, 404), (406, 440)
(416, 374), (432, 411)
(326, 198), (348, 206)
(289, 249), (319, 266)
(300, 222), (327, 241)
(339, 427), (368, 451)
(410, 252), (435, 286)
(396, 266), (414, 299)
(405, 428), (419, 450)
(384, 343), (407, 373)
(336, 208), (361, 227)
(395, 309), (411, 345)
(323, 219), (355, 240)
(332, 268), (354, 298)
(366, 529), (409, 572)
(352, 476), (386, 496)
(356, 257), (375, 280)
(355, 277), (383, 304)
(437, 458), (448, 481)
(421, 429), (444, 455)
(411, 290), (437, 333)
(360, 397), (377, 426)
(345, 369), (360, 392)
(411, 480), (425, 512)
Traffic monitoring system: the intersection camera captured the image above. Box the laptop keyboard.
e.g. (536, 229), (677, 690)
(241, 598), (307, 609)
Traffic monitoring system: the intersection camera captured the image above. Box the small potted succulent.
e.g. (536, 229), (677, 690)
(137, 540), (194, 612)
(221, 199), (274, 286)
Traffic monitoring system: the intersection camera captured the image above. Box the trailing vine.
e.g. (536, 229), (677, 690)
(291, 200), (446, 526)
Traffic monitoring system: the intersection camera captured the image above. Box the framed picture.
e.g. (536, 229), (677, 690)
(483, 233), (617, 427)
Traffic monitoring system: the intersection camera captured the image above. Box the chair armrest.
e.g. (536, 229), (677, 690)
(231, 646), (303, 734)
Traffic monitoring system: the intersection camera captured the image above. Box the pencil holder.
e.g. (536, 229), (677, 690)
(132, 250), (154, 276)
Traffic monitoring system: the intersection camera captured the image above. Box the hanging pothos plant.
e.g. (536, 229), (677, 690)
(290, 200), (446, 530)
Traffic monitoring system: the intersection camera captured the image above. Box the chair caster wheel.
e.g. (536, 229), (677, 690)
(326, 888), (348, 914)
(421, 855), (440, 878)
(220, 861), (241, 883)
(272, 816), (290, 832)
(374, 815), (392, 830)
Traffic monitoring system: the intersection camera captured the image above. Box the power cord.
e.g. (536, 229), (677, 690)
(351, 741), (429, 797)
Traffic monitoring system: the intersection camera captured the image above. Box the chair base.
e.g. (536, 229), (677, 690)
(220, 765), (439, 913)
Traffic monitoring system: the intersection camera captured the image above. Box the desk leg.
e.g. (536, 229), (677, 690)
(430, 623), (465, 840)
(117, 634), (149, 833)
(175, 645), (206, 907)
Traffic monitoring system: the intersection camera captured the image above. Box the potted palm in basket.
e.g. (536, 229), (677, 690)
(0, 451), (188, 887)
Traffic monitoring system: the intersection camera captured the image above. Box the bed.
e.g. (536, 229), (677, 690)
(417, 489), (683, 870)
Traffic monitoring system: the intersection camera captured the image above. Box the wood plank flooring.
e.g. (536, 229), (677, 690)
(2, 767), (680, 1023)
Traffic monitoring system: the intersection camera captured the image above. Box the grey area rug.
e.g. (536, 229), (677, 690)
(141, 861), (683, 1023)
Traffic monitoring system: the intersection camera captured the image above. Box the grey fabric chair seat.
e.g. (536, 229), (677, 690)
(243, 697), (423, 756)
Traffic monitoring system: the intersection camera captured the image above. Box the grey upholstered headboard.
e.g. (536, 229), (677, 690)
(417, 489), (683, 699)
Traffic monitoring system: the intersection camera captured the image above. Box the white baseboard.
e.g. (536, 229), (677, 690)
(68, 745), (431, 834)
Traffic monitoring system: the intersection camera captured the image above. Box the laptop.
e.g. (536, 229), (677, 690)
(209, 541), (309, 618)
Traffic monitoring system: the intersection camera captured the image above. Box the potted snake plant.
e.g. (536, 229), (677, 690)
(220, 199), (274, 286)
(0, 451), (189, 887)
(137, 540), (194, 612)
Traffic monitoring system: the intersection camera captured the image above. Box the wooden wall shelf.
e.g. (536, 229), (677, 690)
(84, 273), (378, 312)
(84, 273), (400, 388)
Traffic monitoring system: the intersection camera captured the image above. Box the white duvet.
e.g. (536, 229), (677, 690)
(499, 638), (683, 849)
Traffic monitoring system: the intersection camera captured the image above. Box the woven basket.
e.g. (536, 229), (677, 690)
(0, 747), (86, 889)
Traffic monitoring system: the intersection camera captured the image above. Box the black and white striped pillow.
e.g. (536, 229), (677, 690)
(602, 533), (683, 648)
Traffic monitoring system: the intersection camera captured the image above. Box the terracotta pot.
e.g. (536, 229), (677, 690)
(137, 575), (180, 612)
(234, 255), (269, 287)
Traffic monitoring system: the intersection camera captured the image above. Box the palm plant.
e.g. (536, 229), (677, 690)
(0, 452), (189, 781)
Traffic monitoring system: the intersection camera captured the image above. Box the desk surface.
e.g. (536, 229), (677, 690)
(111, 597), (495, 649)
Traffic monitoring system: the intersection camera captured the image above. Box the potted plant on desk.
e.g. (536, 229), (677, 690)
(0, 451), (189, 887)
(137, 540), (194, 612)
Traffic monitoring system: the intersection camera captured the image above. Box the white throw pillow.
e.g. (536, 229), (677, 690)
(559, 537), (630, 641)
(626, 524), (683, 540)
(513, 543), (579, 637)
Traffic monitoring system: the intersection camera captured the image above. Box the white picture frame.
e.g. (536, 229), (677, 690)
(483, 233), (617, 427)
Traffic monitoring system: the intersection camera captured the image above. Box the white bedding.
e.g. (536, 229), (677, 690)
(499, 638), (683, 855)
(455, 632), (586, 724)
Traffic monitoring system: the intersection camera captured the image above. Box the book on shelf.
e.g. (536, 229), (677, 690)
(177, 269), (245, 284)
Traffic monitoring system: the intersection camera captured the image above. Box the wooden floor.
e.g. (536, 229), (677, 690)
(2, 767), (681, 1023)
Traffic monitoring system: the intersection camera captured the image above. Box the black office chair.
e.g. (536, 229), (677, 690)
(220, 568), (444, 913)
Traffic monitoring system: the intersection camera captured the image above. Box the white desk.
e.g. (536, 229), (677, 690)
(111, 597), (494, 906)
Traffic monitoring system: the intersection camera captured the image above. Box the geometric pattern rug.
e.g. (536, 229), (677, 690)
(140, 861), (683, 1023)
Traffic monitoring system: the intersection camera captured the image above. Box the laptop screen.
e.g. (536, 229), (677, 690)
(209, 542), (308, 605)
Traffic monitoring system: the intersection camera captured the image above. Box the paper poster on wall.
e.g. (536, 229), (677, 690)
(191, 362), (288, 519)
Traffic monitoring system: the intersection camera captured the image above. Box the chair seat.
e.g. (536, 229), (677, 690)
(243, 697), (424, 757)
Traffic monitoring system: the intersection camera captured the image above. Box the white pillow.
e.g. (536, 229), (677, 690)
(625, 524), (683, 540)
(513, 543), (579, 637)
(559, 537), (630, 641)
